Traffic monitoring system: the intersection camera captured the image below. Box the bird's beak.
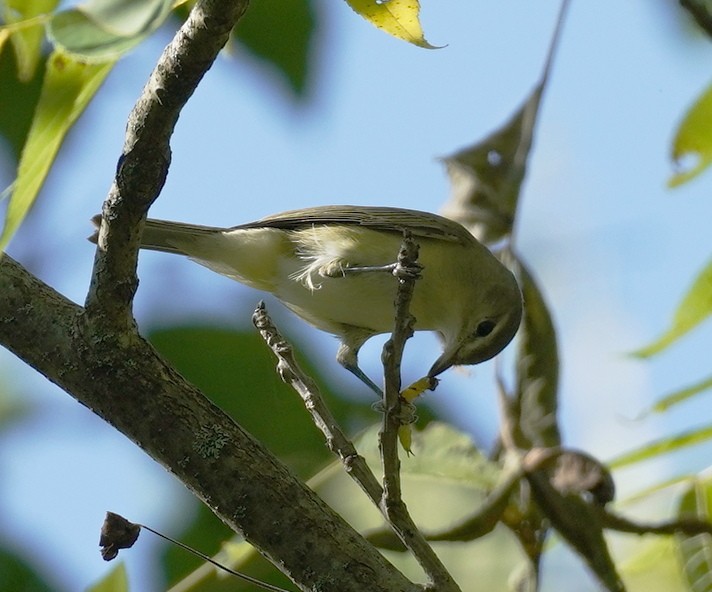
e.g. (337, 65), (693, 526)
(428, 349), (457, 379)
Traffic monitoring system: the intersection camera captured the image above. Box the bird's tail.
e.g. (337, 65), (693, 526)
(140, 219), (224, 254)
(89, 215), (224, 255)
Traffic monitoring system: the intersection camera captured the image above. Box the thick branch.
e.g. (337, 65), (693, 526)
(0, 255), (420, 592)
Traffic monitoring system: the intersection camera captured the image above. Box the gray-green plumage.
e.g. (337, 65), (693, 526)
(95, 205), (523, 393)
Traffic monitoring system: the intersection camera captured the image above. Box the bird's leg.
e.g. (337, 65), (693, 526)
(336, 339), (383, 397)
(321, 260), (423, 280)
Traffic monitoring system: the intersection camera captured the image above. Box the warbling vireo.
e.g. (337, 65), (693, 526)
(93, 205), (522, 393)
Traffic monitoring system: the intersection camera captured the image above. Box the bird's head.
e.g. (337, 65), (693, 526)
(428, 276), (523, 378)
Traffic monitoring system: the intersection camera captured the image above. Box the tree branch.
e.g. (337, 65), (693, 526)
(378, 233), (461, 591)
(0, 0), (427, 589)
(86, 0), (250, 327)
(0, 254), (421, 592)
(252, 302), (386, 505)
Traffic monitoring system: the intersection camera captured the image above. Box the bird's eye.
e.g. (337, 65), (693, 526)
(475, 320), (496, 337)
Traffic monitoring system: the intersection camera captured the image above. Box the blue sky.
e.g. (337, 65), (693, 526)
(2, 1), (712, 590)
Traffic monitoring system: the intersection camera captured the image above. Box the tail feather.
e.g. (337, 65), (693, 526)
(88, 215), (281, 291)
(141, 219), (224, 255)
(88, 216), (224, 255)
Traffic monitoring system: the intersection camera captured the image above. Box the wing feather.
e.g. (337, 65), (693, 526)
(232, 205), (474, 244)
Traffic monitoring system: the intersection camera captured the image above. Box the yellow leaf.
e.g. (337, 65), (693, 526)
(0, 51), (115, 252)
(344, 0), (438, 49)
(400, 375), (433, 403)
(669, 81), (712, 188)
(398, 424), (413, 454)
(515, 259), (561, 447)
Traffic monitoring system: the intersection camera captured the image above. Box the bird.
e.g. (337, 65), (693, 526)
(91, 205), (522, 394)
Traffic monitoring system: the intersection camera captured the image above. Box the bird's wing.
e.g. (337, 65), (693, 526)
(232, 205), (475, 244)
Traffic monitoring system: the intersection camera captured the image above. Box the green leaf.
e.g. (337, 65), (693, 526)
(515, 259), (561, 447)
(440, 88), (541, 244)
(529, 478), (623, 591)
(344, 0), (437, 49)
(675, 477), (712, 592)
(362, 421), (501, 486)
(669, 81), (712, 187)
(47, 0), (173, 61)
(609, 424), (712, 469)
(234, 0), (316, 98)
(618, 537), (687, 592)
(651, 374), (712, 413)
(0, 386), (31, 431)
(633, 257), (712, 357)
(0, 40), (46, 160)
(0, 50), (114, 252)
(438, 3), (569, 244)
(616, 474), (695, 506)
(0, 546), (54, 592)
(313, 422), (501, 534)
(2, 0), (58, 81)
(87, 563), (129, 592)
(313, 423), (523, 584)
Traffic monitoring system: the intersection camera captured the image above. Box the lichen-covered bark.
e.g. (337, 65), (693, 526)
(0, 254), (419, 592)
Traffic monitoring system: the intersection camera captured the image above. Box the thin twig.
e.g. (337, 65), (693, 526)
(254, 266), (460, 589)
(252, 302), (384, 505)
(140, 523), (293, 592)
(602, 510), (712, 537)
(379, 233), (420, 505)
(377, 233), (461, 591)
(253, 302), (460, 587)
